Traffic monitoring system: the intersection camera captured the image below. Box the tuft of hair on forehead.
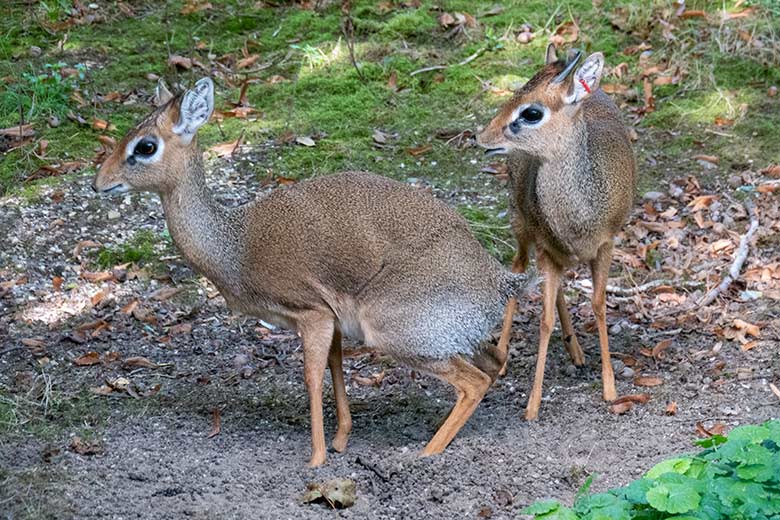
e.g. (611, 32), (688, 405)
(515, 59), (569, 97)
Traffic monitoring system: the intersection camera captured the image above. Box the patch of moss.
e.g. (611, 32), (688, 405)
(94, 229), (167, 268)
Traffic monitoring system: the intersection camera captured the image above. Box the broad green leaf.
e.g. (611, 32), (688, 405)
(577, 493), (630, 520)
(647, 457), (693, 479)
(696, 435), (728, 449)
(646, 475), (701, 514)
(523, 500), (563, 516)
(522, 500), (580, 520)
(729, 425), (770, 444)
(621, 478), (652, 505)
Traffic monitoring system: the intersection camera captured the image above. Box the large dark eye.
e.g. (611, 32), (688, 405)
(134, 139), (157, 156)
(520, 107), (544, 123)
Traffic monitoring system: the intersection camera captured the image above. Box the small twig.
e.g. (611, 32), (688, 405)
(698, 199), (759, 307)
(0, 346), (23, 357)
(409, 47), (487, 76)
(355, 456), (390, 482)
(341, 0), (365, 82)
(574, 278), (703, 296)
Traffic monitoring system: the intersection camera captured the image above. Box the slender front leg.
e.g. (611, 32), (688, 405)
(300, 318), (335, 467)
(525, 253), (562, 421)
(328, 329), (352, 453)
(495, 247), (529, 377)
(590, 243), (617, 402)
(556, 288), (585, 366)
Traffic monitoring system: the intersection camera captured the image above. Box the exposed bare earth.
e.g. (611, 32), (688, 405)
(1, 153), (778, 519)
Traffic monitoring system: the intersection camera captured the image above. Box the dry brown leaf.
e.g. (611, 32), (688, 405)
(634, 375), (663, 387)
(73, 351), (101, 366)
(236, 54), (260, 69)
(351, 370), (385, 387)
(740, 340), (758, 352)
(90, 289), (109, 307)
(759, 164), (780, 178)
(149, 286), (182, 301)
(121, 299), (139, 314)
(665, 401), (678, 415)
(22, 338), (46, 348)
(90, 384), (114, 396)
(406, 144), (432, 156)
(81, 270), (115, 283)
(608, 401), (633, 414)
(72, 239), (102, 258)
(679, 9), (706, 18)
(387, 70), (398, 91)
(168, 55), (193, 70)
(207, 408), (221, 438)
(652, 339), (672, 360)
(688, 195), (718, 211)
(168, 322), (193, 336)
(52, 276), (64, 290)
(69, 436), (103, 455)
(696, 421), (725, 437)
(612, 393), (651, 405)
(123, 356), (158, 369)
(693, 154), (719, 165)
(180, 0), (212, 14)
(208, 134), (244, 158)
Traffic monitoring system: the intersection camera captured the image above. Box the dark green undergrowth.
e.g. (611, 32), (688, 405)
(523, 420), (780, 520)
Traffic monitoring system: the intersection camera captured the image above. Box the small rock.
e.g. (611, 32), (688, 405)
(619, 367), (635, 380)
(89, 3), (99, 9)
(563, 364), (578, 377)
(612, 359), (626, 372)
(48, 115), (60, 128)
(642, 191), (664, 201)
(107, 210), (121, 220)
(29, 45), (42, 57)
(609, 323), (622, 335)
(697, 159), (718, 170)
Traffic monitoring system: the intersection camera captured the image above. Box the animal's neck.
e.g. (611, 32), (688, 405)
(160, 157), (246, 290)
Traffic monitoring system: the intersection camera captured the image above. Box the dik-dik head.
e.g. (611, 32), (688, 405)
(477, 45), (604, 157)
(93, 77), (215, 195)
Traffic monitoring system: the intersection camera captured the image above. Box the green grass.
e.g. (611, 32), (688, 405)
(1, 0), (778, 249)
(93, 229), (169, 269)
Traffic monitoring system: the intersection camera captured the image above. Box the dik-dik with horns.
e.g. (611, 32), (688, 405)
(477, 45), (636, 420)
(93, 77), (534, 466)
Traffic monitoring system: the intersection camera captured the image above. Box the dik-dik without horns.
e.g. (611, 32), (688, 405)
(93, 77), (533, 466)
(477, 46), (636, 419)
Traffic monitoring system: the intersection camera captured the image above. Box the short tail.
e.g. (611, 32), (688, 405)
(503, 268), (542, 299)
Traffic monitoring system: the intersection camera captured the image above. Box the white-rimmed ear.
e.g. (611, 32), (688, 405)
(545, 43), (557, 65)
(173, 77), (214, 144)
(154, 79), (174, 106)
(565, 52), (604, 105)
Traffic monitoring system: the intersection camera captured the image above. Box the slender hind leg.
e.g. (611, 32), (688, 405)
(556, 289), (585, 366)
(495, 246), (529, 377)
(591, 243), (617, 402)
(525, 253), (563, 421)
(421, 357), (492, 456)
(300, 317), (335, 467)
(328, 329), (352, 453)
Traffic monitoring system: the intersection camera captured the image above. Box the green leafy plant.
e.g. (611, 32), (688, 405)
(523, 420), (780, 520)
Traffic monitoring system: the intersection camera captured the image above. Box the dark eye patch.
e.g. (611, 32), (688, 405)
(134, 139), (157, 156)
(520, 107), (544, 123)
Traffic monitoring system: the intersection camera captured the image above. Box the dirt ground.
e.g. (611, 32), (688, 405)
(1, 149), (779, 519)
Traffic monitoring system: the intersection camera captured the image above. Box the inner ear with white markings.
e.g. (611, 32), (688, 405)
(565, 52), (604, 105)
(172, 77), (214, 144)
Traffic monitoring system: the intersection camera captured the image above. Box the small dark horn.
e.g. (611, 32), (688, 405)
(545, 43), (557, 65)
(552, 50), (583, 84)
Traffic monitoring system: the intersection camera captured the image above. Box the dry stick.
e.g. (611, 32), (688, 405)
(409, 47), (487, 76)
(698, 199), (759, 307)
(341, 0), (364, 82)
(0, 346), (23, 357)
(574, 278), (703, 296)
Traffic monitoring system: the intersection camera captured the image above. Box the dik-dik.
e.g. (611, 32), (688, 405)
(477, 46), (636, 419)
(93, 77), (533, 466)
